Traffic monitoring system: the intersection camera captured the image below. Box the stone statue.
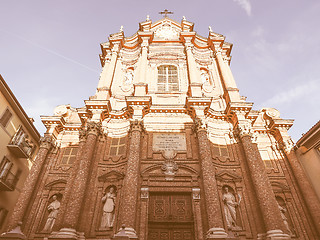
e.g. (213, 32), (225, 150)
(42, 195), (60, 232)
(100, 187), (116, 229)
(222, 187), (239, 230)
(278, 203), (292, 235)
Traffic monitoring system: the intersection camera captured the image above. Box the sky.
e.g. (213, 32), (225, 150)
(0, 0), (319, 141)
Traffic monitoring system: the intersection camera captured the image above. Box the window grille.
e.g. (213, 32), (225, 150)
(109, 137), (126, 156)
(157, 65), (179, 92)
(212, 144), (229, 157)
(61, 147), (78, 164)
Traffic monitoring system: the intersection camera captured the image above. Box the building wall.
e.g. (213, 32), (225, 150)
(3, 18), (320, 240)
(0, 76), (40, 232)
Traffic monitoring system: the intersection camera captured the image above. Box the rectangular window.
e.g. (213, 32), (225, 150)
(0, 157), (12, 180)
(61, 147), (78, 164)
(0, 108), (12, 127)
(212, 143), (229, 157)
(0, 208), (8, 228)
(158, 65), (179, 92)
(109, 137), (126, 156)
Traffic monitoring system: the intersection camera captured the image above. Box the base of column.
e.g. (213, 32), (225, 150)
(113, 225), (138, 239)
(48, 228), (85, 240)
(206, 228), (228, 239)
(257, 230), (290, 240)
(0, 222), (26, 240)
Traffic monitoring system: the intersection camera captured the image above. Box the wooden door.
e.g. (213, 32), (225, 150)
(148, 193), (194, 240)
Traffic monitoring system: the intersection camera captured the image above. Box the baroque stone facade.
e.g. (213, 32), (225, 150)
(3, 16), (320, 240)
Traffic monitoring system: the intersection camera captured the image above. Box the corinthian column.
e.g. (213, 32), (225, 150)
(114, 120), (143, 239)
(62, 122), (100, 228)
(280, 141), (320, 235)
(235, 121), (290, 239)
(96, 43), (120, 100)
(7, 135), (54, 231)
(53, 127), (87, 231)
(194, 119), (228, 239)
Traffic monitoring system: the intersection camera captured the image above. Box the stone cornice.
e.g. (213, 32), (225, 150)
(41, 116), (64, 134)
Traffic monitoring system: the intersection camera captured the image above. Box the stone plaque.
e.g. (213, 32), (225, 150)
(153, 133), (186, 151)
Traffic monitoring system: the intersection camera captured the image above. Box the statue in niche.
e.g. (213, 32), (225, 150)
(278, 202), (292, 235)
(42, 195), (60, 233)
(100, 186), (116, 229)
(222, 186), (241, 230)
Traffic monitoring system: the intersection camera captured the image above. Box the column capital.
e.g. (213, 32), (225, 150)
(39, 135), (55, 150)
(192, 188), (201, 200)
(86, 121), (102, 136)
(234, 121), (253, 138)
(193, 118), (207, 133)
(79, 126), (87, 142)
(140, 187), (149, 199)
(129, 120), (144, 133)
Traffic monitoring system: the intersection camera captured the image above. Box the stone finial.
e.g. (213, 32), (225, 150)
(209, 26), (213, 32)
(40, 135), (54, 150)
(182, 16), (186, 21)
(120, 25), (123, 32)
(146, 15), (150, 21)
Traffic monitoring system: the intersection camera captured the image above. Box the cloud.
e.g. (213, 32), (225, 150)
(233, 0), (252, 16)
(258, 80), (319, 108)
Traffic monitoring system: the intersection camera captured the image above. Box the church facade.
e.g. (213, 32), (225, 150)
(3, 16), (320, 240)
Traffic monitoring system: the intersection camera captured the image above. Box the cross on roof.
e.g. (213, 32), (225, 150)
(159, 9), (174, 17)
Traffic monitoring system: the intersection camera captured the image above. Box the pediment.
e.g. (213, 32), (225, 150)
(45, 179), (67, 189)
(151, 19), (182, 41)
(98, 170), (124, 182)
(216, 171), (242, 182)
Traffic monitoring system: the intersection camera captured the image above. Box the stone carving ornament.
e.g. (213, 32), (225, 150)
(278, 203), (292, 235)
(161, 149), (178, 181)
(100, 187), (116, 229)
(154, 23), (179, 40)
(42, 195), (60, 233)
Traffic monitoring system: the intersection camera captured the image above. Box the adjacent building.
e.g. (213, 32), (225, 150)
(295, 121), (320, 201)
(0, 74), (40, 232)
(3, 16), (320, 240)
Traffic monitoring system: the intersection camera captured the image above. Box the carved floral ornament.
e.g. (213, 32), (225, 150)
(193, 118), (207, 132)
(161, 149), (178, 181)
(78, 121), (102, 140)
(40, 135), (55, 150)
(129, 120), (144, 132)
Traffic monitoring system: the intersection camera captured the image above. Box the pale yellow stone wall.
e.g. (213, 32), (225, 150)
(0, 77), (39, 232)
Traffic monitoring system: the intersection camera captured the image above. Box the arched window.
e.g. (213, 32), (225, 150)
(157, 65), (179, 92)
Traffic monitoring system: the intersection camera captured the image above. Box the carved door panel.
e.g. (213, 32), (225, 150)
(148, 224), (193, 240)
(148, 193), (194, 240)
(149, 193), (193, 222)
